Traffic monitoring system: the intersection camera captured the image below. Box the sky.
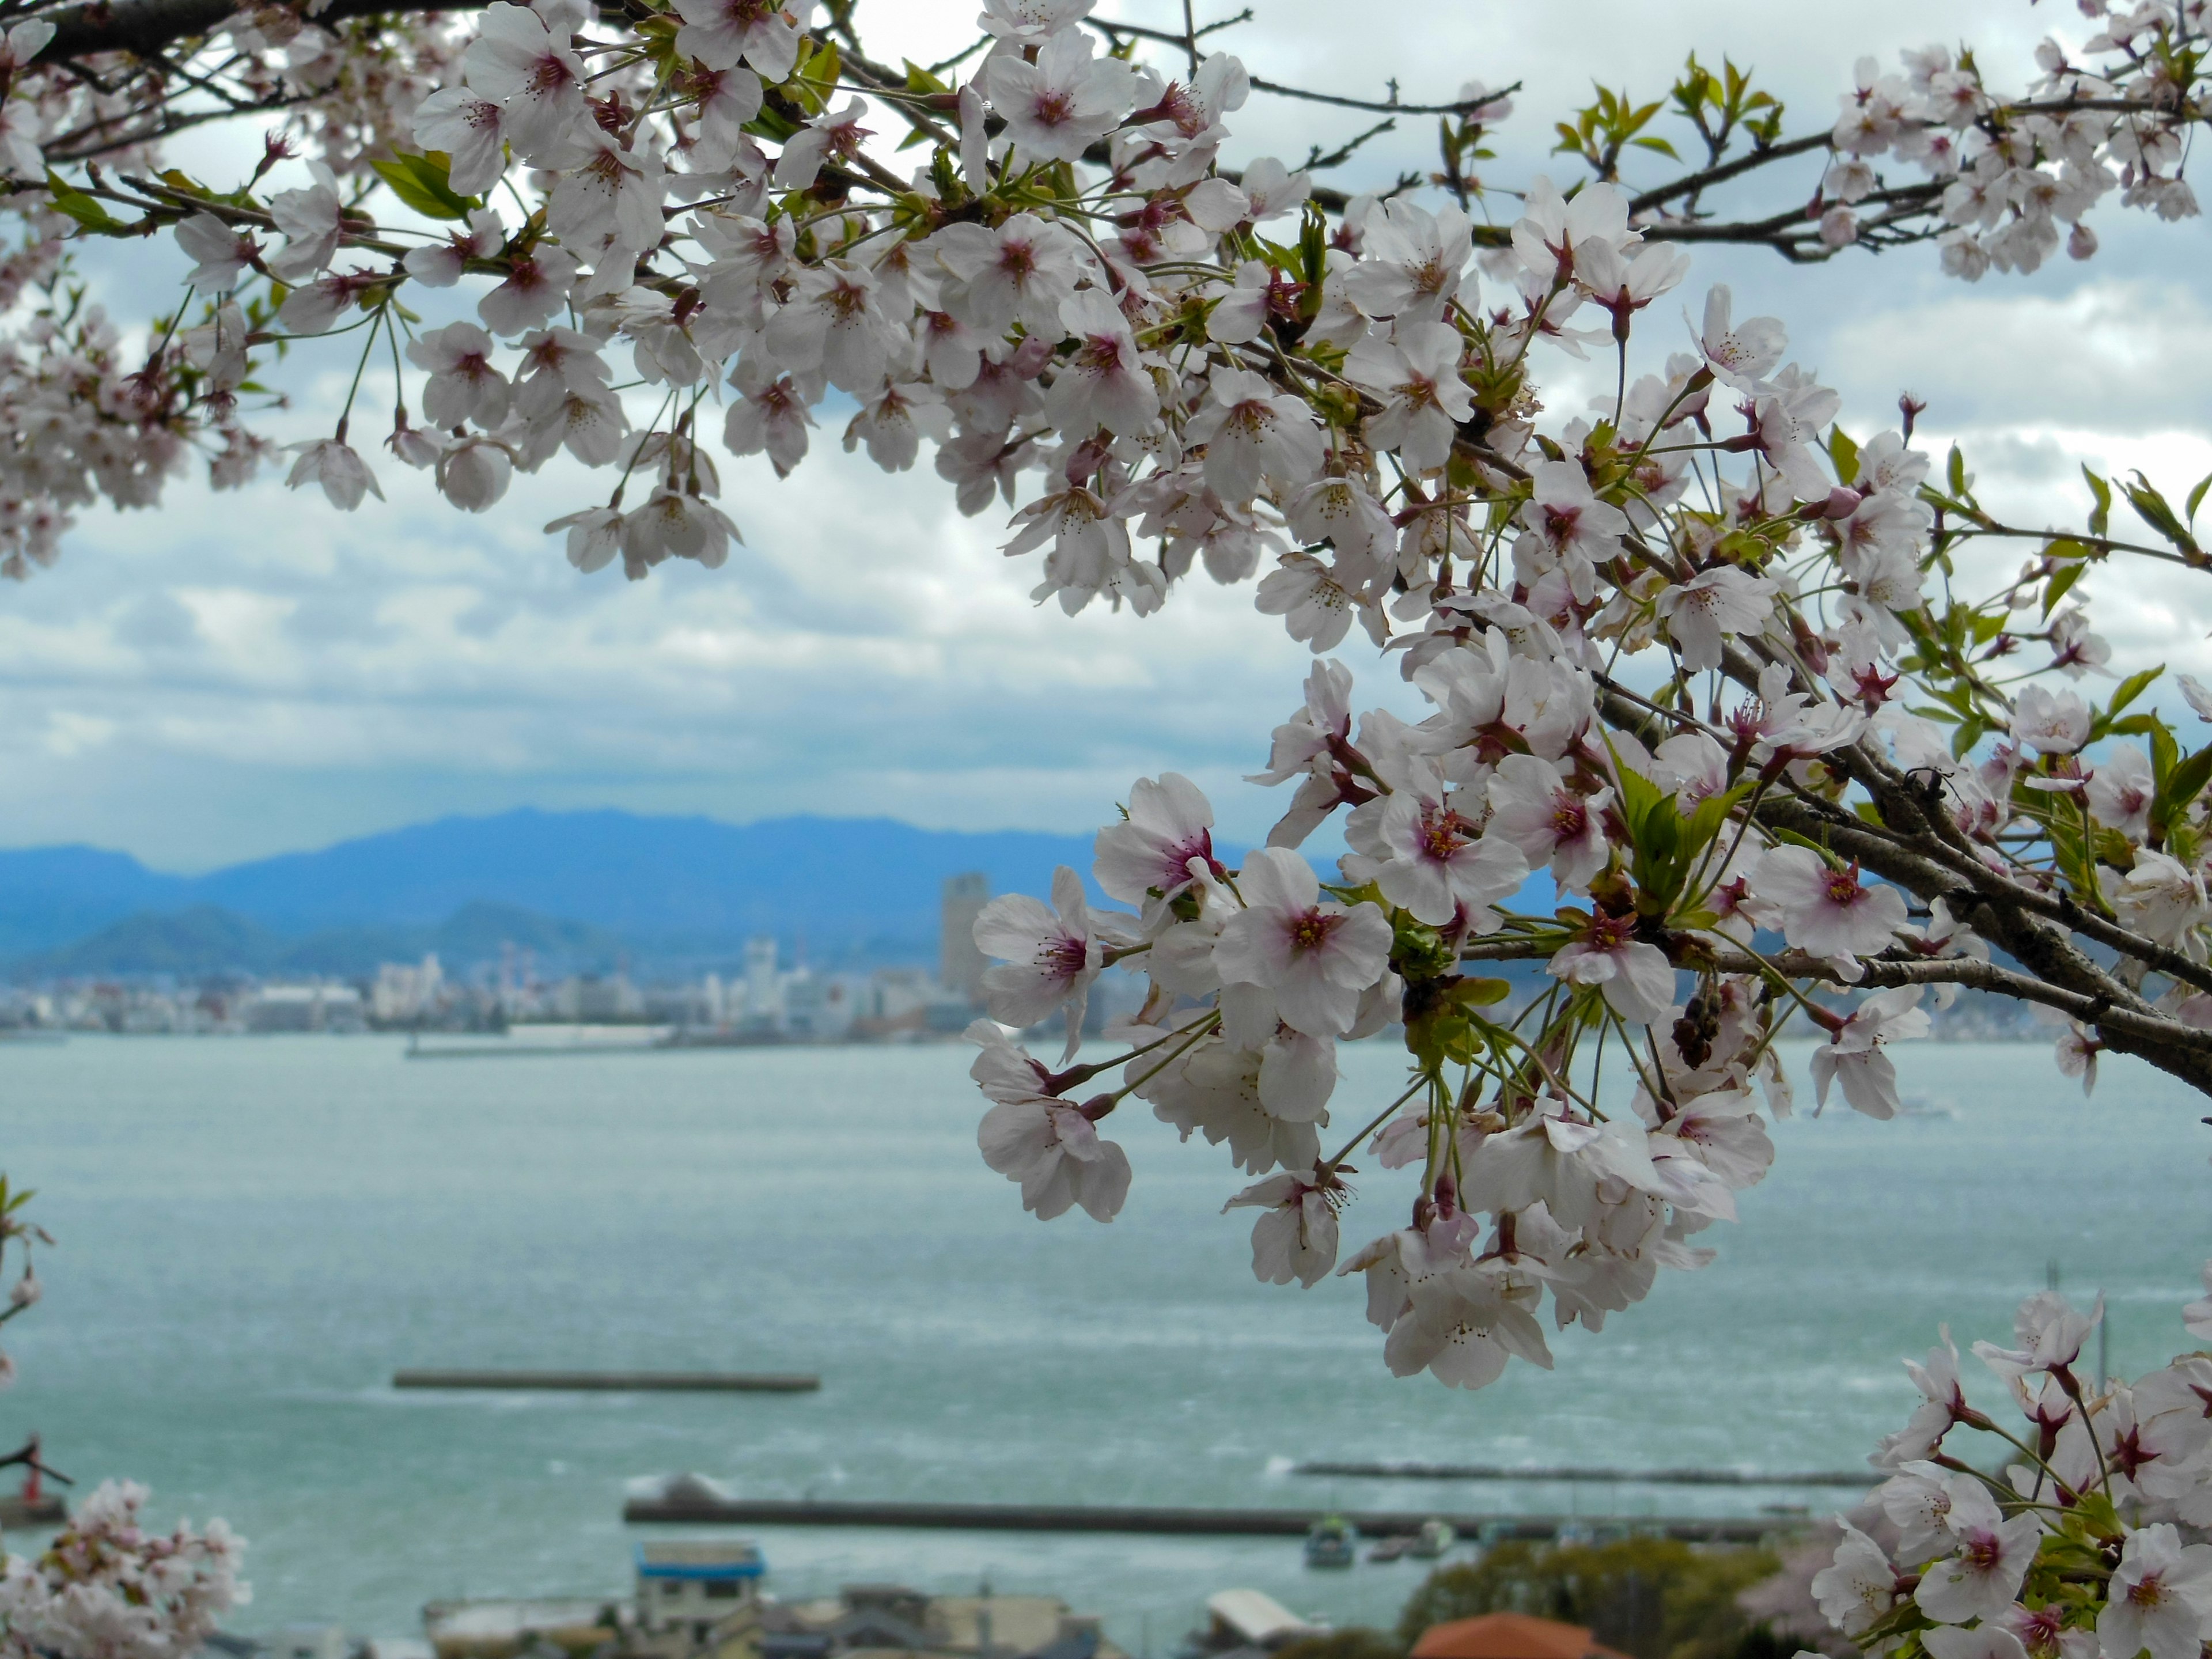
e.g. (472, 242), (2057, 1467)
(7, 0), (2212, 871)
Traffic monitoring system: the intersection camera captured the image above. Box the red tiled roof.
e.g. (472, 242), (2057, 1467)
(1410, 1613), (1631, 1659)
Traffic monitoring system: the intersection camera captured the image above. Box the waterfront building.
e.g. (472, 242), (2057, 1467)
(939, 875), (989, 1006)
(373, 956), (445, 1024)
(741, 938), (781, 1027)
(637, 1541), (766, 1638)
(246, 983), (366, 1033)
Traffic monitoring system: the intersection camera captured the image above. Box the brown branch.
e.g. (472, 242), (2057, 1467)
(30, 0), (483, 63)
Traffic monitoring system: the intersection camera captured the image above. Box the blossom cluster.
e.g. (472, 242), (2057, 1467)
(0, 1), (2198, 575)
(1809, 1271), (2212, 1659)
(0, 1183), (248, 1659)
(0, 1481), (249, 1659)
(1819, 21), (2200, 272)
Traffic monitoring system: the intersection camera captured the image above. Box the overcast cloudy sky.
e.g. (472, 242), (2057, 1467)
(6, 0), (2211, 870)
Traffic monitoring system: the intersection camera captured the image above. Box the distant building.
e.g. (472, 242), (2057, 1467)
(940, 873), (990, 1005)
(783, 973), (853, 1040)
(246, 984), (365, 1033)
(635, 1541), (764, 1637)
(741, 937), (781, 1028)
(550, 972), (644, 1021)
(373, 955), (444, 1024)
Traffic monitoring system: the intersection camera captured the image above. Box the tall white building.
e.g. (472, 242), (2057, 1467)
(372, 954), (444, 1022)
(742, 937), (781, 1025)
(941, 873), (990, 1005)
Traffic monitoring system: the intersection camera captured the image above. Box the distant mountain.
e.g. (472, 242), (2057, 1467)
(21, 899), (632, 979)
(28, 905), (280, 978)
(0, 808), (1116, 976)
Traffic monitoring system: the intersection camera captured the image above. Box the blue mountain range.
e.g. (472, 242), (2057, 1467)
(0, 809), (1112, 975)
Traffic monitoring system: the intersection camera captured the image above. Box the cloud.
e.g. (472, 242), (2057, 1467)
(4, 2), (2207, 870)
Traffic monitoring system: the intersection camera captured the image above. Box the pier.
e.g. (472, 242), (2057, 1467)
(1293, 1461), (1877, 1488)
(394, 1370), (820, 1393)
(619, 1495), (1789, 1543)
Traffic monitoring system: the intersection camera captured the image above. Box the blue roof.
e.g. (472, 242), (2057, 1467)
(634, 1546), (765, 1581)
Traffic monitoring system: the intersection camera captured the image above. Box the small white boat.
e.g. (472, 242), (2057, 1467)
(1409, 1518), (1457, 1559)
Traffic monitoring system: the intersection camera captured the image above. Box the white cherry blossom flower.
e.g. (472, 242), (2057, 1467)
(1487, 753), (1612, 889)
(1655, 565), (1777, 671)
(464, 2), (590, 161)
(1914, 1476), (2043, 1622)
(2013, 683), (2092, 753)
(2088, 743), (2154, 838)
(413, 87), (508, 194)
(1184, 366), (1325, 503)
(1094, 771), (1223, 912)
(1812, 1524), (1901, 1637)
(407, 322), (510, 429)
(284, 437), (381, 510)
(975, 865), (1109, 1052)
(2099, 1525), (2212, 1659)
(1548, 914), (1676, 1025)
(932, 213), (1085, 337)
(1513, 460), (1632, 602)
(1225, 1172), (1339, 1287)
(1044, 289), (1158, 438)
(1696, 284), (1787, 389)
(1212, 847), (1393, 1039)
(175, 213), (261, 293)
(1808, 985), (1929, 1118)
(1340, 199), (1474, 322)
(1754, 846), (1908, 965)
(1343, 321), (1473, 472)
(672, 0), (811, 78)
(981, 27), (1137, 164)
(978, 1092), (1133, 1223)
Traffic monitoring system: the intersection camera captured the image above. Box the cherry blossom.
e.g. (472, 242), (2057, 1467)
(1808, 986), (1930, 1118)
(1754, 846), (1909, 968)
(974, 865), (1112, 1054)
(1211, 847), (1392, 1038)
(2099, 1526), (2212, 1659)
(1225, 1172), (1340, 1287)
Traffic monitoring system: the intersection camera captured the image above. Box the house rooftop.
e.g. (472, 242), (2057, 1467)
(636, 1541), (765, 1580)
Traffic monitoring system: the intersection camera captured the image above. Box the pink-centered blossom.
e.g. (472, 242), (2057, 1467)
(1211, 847), (1392, 1039)
(1548, 912), (1677, 1026)
(2099, 1525), (2212, 1659)
(1753, 845), (1908, 964)
(974, 865), (1109, 1055)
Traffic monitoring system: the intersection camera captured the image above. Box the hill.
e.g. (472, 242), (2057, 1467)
(0, 808), (1113, 975)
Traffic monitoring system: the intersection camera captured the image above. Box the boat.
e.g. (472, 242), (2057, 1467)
(1366, 1536), (1412, 1563)
(1409, 1517), (1457, 1559)
(1303, 1516), (1356, 1569)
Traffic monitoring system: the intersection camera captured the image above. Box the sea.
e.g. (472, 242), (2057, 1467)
(3, 1036), (2209, 1650)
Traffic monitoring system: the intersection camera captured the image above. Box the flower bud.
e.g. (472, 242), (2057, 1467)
(2067, 222), (2098, 261)
(9, 1271), (38, 1309)
(1823, 487), (1863, 520)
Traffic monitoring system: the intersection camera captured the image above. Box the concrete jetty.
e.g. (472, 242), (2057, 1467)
(394, 1370), (820, 1393)
(619, 1495), (1785, 1543)
(1293, 1460), (1877, 1488)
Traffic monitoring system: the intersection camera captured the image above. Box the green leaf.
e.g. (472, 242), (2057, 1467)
(2190, 469), (2212, 524)
(2041, 559), (2086, 619)
(2152, 718), (2180, 789)
(2155, 744), (2212, 842)
(2106, 664), (2163, 722)
(2082, 464), (2113, 537)
(43, 171), (125, 234)
(1946, 444), (1968, 499)
(1446, 976), (1512, 1009)
(370, 151), (476, 221)
(1827, 425), (1859, 487)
